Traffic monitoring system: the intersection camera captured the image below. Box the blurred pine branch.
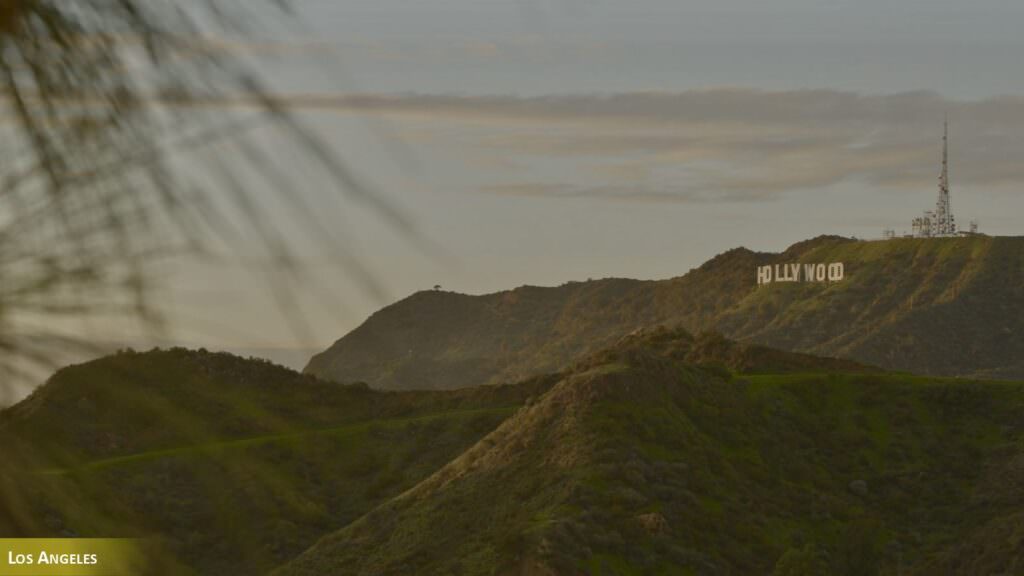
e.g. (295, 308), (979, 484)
(0, 1), (401, 400)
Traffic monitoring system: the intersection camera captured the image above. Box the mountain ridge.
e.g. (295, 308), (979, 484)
(305, 234), (1024, 390)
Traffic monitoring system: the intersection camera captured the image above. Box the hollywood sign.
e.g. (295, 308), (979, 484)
(757, 262), (845, 285)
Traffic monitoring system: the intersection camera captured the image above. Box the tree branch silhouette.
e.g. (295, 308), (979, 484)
(0, 1), (402, 399)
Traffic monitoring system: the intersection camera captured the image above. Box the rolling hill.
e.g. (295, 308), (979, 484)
(4, 331), (1024, 574)
(282, 328), (1024, 575)
(305, 235), (1024, 390)
(0, 348), (554, 575)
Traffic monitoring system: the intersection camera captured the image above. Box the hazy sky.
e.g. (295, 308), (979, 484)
(130, 0), (1024, 366)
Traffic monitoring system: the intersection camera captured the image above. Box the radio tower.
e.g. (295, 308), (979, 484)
(934, 120), (955, 235)
(894, 121), (977, 239)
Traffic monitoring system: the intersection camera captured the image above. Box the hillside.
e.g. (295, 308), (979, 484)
(0, 349), (555, 575)
(3, 332), (1023, 574)
(281, 328), (1024, 575)
(305, 234), (1024, 390)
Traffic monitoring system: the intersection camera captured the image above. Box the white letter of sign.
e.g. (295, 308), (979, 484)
(757, 265), (772, 285)
(804, 264), (817, 283)
(828, 262), (844, 281)
(787, 263), (798, 282)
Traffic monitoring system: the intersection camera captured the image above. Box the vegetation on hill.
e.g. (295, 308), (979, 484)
(282, 328), (1024, 575)
(305, 235), (1024, 390)
(0, 349), (554, 575)
(5, 329), (1024, 574)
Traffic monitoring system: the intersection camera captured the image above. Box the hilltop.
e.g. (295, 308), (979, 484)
(283, 328), (1024, 575)
(305, 234), (1024, 390)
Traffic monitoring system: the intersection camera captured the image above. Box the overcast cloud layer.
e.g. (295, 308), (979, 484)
(314, 89), (1024, 203)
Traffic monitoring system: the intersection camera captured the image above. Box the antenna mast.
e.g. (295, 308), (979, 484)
(888, 120), (976, 239)
(935, 120), (955, 235)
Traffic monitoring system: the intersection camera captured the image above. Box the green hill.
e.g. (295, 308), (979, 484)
(4, 332), (1024, 574)
(305, 235), (1024, 390)
(281, 328), (1024, 575)
(0, 348), (554, 575)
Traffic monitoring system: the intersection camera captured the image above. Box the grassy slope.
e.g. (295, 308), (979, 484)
(281, 329), (1024, 576)
(0, 349), (555, 575)
(5, 331), (1023, 575)
(720, 235), (1024, 379)
(305, 235), (1024, 390)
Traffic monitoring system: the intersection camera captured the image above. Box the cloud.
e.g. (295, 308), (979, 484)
(302, 89), (1024, 196)
(482, 183), (769, 204)
(24, 87), (1017, 203)
(58, 31), (342, 60)
(303, 89), (953, 127)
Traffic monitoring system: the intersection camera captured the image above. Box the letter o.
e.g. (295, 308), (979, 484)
(828, 262), (844, 281)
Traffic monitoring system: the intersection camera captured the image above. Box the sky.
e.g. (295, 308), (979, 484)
(61, 0), (1024, 374)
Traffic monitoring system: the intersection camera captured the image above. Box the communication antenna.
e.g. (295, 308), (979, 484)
(935, 120), (955, 235)
(884, 119), (977, 239)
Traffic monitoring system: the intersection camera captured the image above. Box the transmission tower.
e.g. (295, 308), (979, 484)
(934, 121), (955, 236)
